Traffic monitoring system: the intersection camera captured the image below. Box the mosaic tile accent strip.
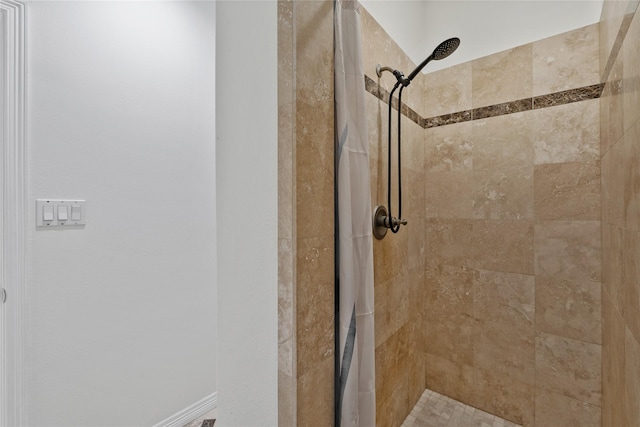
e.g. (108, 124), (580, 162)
(401, 389), (522, 427)
(423, 110), (472, 128)
(533, 83), (604, 109)
(364, 75), (425, 127)
(472, 98), (532, 120)
(365, 75), (604, 129)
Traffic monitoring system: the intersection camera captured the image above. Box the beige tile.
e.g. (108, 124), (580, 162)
(472, 112), (533, 172)
(602, 288), (626, 427)
(602, 223), (625, 313)
(533, 23), (600, 96)
(624, 327), (640, 426)
(623, 228), (640, 343)
(278, 238), (295, 376)
(535, 332), (602, 406)
(623, 120), (640, 231)
(601, 143), (625, 227)
(373, 222), (408, 284)
(600, 53), (624, 156)
(475, 368), (534, 427)
(424, 219), (474, 268)
(425, 354), (479, 410)
(472, 168), (534, 220)
(534, 389), (601, 427)
(377, 381), (409, 427)
(426, 264), (474, 319)
(423, 62), (472, 117)
(295, 236), (334, 377)
(532, 99), (600, 165)
(376, 326), (412, 406)
(278, 369), (296, 427)
(472, 45), (533, 109)
(534, 161), (601, 221)
(425, 170), (474, 219)
(473, 270), (535, 383)
(295, 165), (333, 241)
(424, 311), (474, 367)
(535, 277), (602, 344)
(408, 267), (426, 317)
(278, 103), (294, 241)
(424, 122), (472, 173)
(375, 273), (409, 347)
(534, 221), (601, 283)
(599, 0), (629, 75)
(297, 356), (334, 427)
(295, 1), (333, 102)
(472, 220), (534, 275)
(623, 7), (640, 133)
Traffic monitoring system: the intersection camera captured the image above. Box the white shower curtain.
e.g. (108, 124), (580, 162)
(334, 1), (376, 426)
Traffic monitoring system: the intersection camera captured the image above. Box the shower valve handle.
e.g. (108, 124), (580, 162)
(390, 217), (408, 227)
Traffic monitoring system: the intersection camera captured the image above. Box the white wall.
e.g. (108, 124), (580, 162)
(216, 1), (278, 425)
(25, 2), (217, 425)
(360, 0), (603, 74)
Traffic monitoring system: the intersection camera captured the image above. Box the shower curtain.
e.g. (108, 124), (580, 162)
(334, 1), (376, 426)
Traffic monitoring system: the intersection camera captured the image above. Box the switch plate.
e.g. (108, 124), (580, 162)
(36, 200), (86, 228)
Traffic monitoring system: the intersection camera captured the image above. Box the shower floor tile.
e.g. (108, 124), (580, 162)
(402, 389), (522, 427)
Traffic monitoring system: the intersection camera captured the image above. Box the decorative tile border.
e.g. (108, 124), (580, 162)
(365, 75), (604, 129)
(364, 75), (423, 127)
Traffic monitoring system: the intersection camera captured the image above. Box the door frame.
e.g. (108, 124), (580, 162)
(0, 1), (26, 426)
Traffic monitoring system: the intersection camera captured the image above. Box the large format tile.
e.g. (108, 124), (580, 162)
(535, 332), (602, 406)
(425, 170), (474, 219)
(423, 62), (472, 118)
(475, 368), (534, 427)
(297, 356), (334, 427)
(534, 221), (601, 283)
(624, 328), (640, 426)
(535, 277), (601, 344)
(424, 355), (479, 410)
(472, 220), (534, 275)
(473, 270), (535, 382)
(472, 45), (533, 109)
(534, 389), (601, 427)
(602, 288), (626, 427)
(472, 167), (534, 220)
(532, 23), (599, 96)
(623, 228), (640, 343)
(623, 5), (640, 132)
(424, 122), (472, 173)
(532, 99), (600, 165)
(472, 112), (533, 172)
(534, 161), (601, 221)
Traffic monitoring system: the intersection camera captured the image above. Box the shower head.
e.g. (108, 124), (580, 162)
(405, 37), (460, 84)
(431, 37), (461, 61)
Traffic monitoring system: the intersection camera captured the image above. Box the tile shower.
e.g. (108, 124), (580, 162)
(277, 1), (640, 426)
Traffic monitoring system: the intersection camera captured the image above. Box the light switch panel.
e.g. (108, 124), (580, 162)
(36, 200), (86, 228)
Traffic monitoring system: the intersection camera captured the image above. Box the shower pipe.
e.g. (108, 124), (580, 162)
(372, 37), (460, 240)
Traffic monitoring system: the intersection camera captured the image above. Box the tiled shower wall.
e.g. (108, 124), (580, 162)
(600, 0), (640, 426)
(361, 8), (428, 426)
(420, 24), (602, 427)
(279, 2), (613, 427)
(361, 10), (603, 427)
(278, 1), (335, 425)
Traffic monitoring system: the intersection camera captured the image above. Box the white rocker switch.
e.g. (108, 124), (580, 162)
(71, 204), (82, 221)
(58, 205), (68, 221)
(43, 205), (54, 222)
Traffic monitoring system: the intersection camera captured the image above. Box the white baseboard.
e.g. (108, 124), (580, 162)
(153, 392), (217, 427)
